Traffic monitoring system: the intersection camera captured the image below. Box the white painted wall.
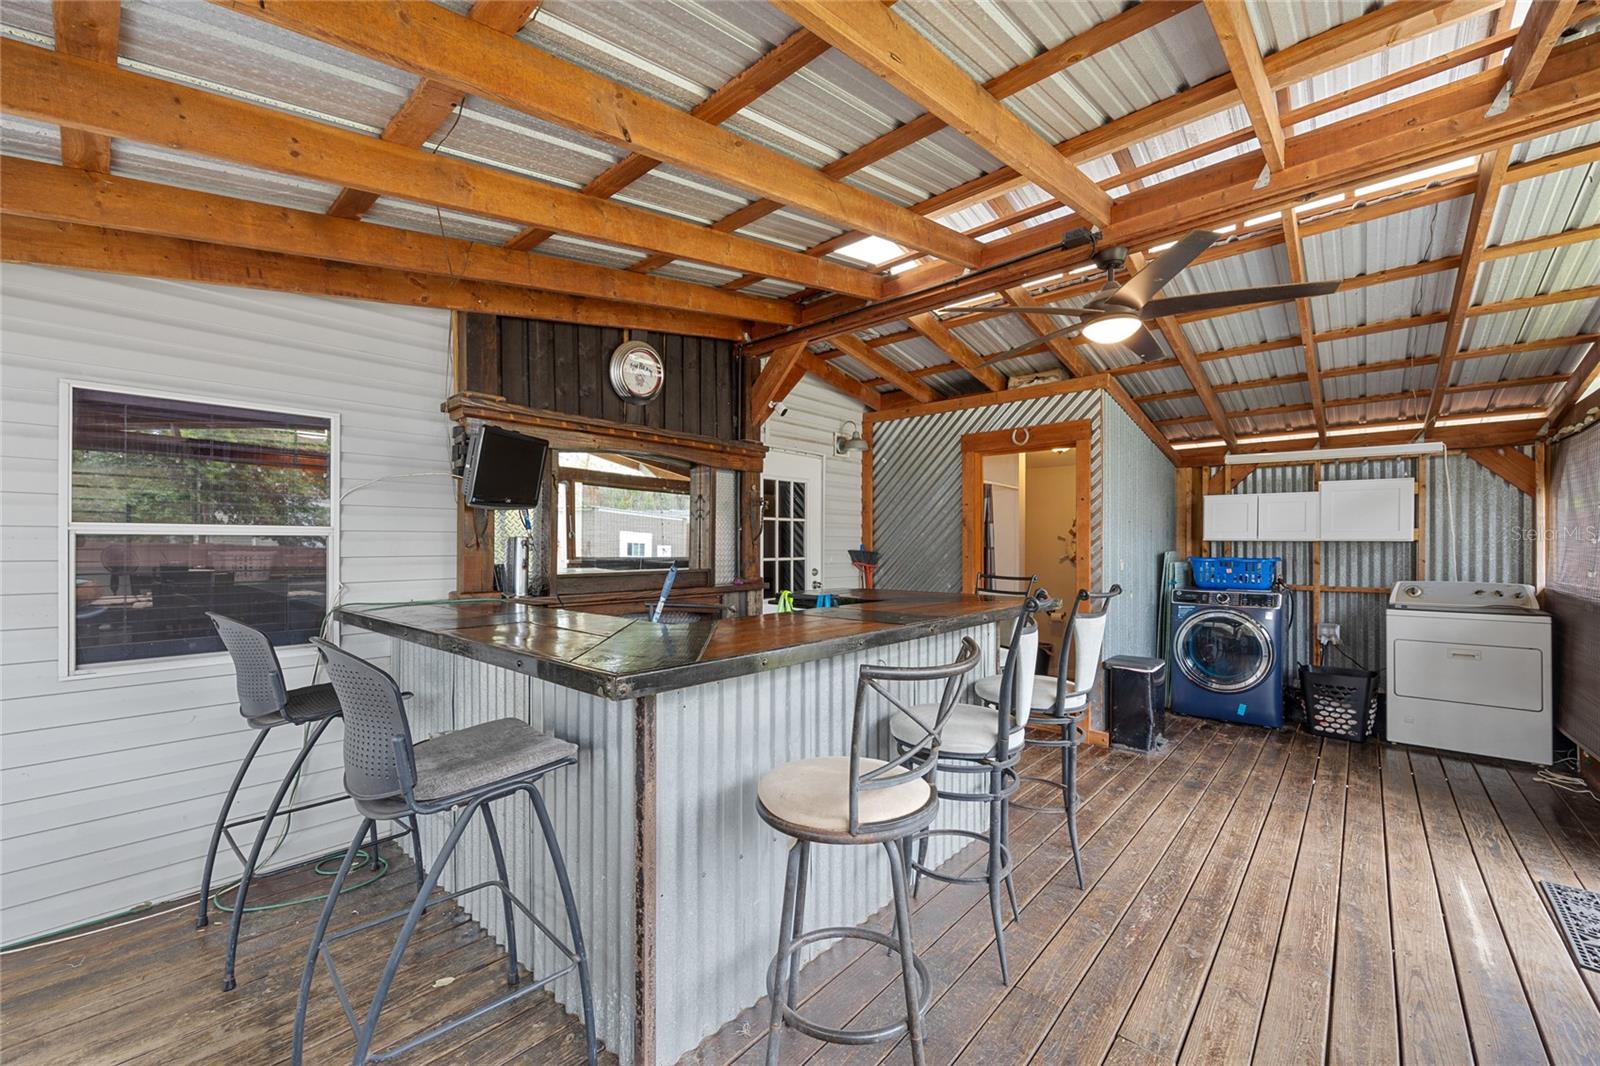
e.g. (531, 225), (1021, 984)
(759, 374), (866, 590)
(0, 266), (456, 943)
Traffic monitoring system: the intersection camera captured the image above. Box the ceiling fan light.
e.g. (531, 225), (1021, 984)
(1081, 313), (1142, 344)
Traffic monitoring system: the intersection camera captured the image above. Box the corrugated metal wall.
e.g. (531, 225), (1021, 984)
(1099, 395), (1177, 664)
(0, 266), (455, 943)
(1211, 451), (1533, 686)
(396, 641), (639, 1064)
(871, 390), (1103, 593)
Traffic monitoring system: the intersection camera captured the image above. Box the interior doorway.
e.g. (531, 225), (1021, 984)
(961, 421), (1093, 676)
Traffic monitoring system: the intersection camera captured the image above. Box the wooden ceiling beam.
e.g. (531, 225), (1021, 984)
(0, 156), (799, 325)
(0, 216), (746, 338)
(326, 0), (540, 221)
(0, 39), (883, 299)
(1546, 342), (1600, 434)
(506, 26), (830, 253)
(1203, 0), (1286, 173)
(1498, 0), (1579, 104)
(827, 335), (937, 403)
(1152, 316), (1237, 446)
(50, 0), (120, 174)
(906, 313), (1006, 391)
(1280, 212), (1326, 439)
(215, 0), (983, 267)
(1155, 374), (1564, 427)
(772, 0), (1111, 228)
(1424, 146), (1512, 429)
(749, 343), (810, 430)
(797, 350), (885, 411)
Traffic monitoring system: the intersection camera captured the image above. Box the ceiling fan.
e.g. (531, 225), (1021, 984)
(939, 229), (1341, 362)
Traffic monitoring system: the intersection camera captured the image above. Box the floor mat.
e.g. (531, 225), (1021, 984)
(1540, 880), (1600, 972)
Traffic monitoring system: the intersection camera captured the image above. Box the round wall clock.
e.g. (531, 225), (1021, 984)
(609, 340), (665, 405)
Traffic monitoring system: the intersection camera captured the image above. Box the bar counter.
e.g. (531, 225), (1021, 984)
(338, 590), (1009, 1065)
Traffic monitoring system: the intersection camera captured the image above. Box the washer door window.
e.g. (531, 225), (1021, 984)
(1175, 610), (1274, 693)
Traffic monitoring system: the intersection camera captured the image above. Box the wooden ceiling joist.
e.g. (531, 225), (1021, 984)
(507, 25), (830, 254)
(906, 313), (1006, 392)
(749, 343), (810, 430)
(797, 350), (885, 411)
(1153, 316), (1237, 447)
(771, 0), (1112, 228)
(1202, 0), (1286, 173)
(0, 156), (798, 326)
(1280, 212), (1327, 439)
(827, 335), (937, 404)
(50, 0), (119, 174)
(1546, 341), (1600, 434)
(215, 0), (983, 267)
(325, 0), (541, 221)
(1496, 0), (1580, 107)
(0, 39), (882, 299)
(0, 216), (746, 338)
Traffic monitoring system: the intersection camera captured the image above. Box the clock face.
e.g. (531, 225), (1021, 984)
(610, 341), (664, 404)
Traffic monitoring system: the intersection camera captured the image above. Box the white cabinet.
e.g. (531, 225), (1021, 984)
(1319, 477), (1416, 541)
(1203, 493), (1257, 540)
(1256, 491), (1321, 540)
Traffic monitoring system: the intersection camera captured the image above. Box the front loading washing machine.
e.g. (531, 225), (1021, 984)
(1169, 587), (1287, 728)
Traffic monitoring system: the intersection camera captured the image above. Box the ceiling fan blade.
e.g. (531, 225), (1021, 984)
(1127, 327), (1167, 363)
(934, 305), (1095, 320)
(1115, 229), (1220, 308)
(989, 323), (1083, 361)
(1141, 280), (1342, 318)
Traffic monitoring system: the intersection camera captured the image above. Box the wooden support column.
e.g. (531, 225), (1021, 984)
(631, 695), (657, 1066)
(1534, 441), (1549, 590)
(688, 466), (716, 571)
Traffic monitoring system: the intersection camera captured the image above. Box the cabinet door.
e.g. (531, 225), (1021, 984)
(1256, 492), (1321, 540)
(1203, 493), (1258, 541)
(1319, 478), (1416, 541)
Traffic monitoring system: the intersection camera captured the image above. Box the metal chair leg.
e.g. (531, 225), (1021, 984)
(1000, 793), (1020, 922)
(479, 801), (520, 988)
(786, 840), (810, 1008)
(223, 717), (333, 991)
(884, 840), (927, 1066)
(197, 729), (269, 929)
(987, 784), (1010, 986)
(913, 832), (930, 898)
(293, 817), (373, 1066)
(766, 841), (803, 1066)
(407, 815), (425, 891)
(367, 821), (381, 870)
(354, 800), (483, 1066)
(528, 785), (598, 1066)
(1065, 725), (1083, 889)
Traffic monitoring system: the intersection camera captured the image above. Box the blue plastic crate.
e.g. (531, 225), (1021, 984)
(1189, 556), (1280, 590)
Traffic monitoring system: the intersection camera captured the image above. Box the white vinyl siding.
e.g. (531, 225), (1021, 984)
(759, 374), (866, 591)
(0, 266), (455, 943)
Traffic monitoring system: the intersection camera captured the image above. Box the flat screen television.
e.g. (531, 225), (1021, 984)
(463, 425), (550, 509)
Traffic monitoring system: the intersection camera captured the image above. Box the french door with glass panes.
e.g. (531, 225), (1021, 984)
(761, 451), (822, 597)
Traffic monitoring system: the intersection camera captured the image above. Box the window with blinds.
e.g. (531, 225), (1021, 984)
(66, 385), (335, 671)
(1550, 428), (1599, 597)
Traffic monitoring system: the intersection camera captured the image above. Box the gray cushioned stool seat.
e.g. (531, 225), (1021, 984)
(890, 702), (1023, 757)
(970, 674), (1089, 714)
(247, 682), (343, 729)
(757, 757), (931, 833)
(412, 718), (577, 803)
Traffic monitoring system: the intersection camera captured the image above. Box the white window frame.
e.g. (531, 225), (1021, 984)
(58, 379), (340, 680)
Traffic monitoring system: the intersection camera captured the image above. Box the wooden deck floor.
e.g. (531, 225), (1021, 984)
(0, 844), (607, 1065)
(687, 716), (1600, 1066)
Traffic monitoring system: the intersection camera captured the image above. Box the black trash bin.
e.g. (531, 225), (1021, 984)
(1106, 655), (1167, 752)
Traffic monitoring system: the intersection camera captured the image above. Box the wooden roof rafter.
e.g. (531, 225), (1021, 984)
(50, 0), (119, 174)
(1202, 0), (1286, 174)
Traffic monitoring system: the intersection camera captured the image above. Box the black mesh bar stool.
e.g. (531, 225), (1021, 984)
(199, 613), (395, 993)
(979, 586), (1121, 889)
(757, 638), (981, 1066)
(890, 591), (1044, 984)
(299, 639), (596, 1066)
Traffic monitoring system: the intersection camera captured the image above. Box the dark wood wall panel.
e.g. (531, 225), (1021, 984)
(462, 313), (742, 442)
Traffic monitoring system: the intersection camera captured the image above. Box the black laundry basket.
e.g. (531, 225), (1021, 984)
(1300, 664), (1379, 742)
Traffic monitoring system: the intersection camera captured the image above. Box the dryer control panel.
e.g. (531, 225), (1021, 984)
(1387, 580), (1539, 612)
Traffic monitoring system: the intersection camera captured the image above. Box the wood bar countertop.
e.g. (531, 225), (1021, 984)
(336, 589), (1015, 700)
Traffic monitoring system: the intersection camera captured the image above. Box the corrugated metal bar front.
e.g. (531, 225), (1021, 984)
(651, 623), (995, 1064)
(871, 390), (1103, 593)
(1099, 395), (1177, 670)
(394, 640), (637, 1064)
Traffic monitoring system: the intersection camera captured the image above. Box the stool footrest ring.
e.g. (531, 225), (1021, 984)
(906, 827), (1013, 886)
(768, 926), (931, 1045)
(1009, 773), (1073, 813)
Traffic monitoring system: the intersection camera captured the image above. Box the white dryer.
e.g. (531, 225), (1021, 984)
(1385, 581), (1552, 765)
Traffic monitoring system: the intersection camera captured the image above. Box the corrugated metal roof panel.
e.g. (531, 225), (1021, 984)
(651, 259), (746, 287)
(735, 208), (846, 251)
(1487, 163), (1599, 246)
(1443, 385), (1556, 414)
(1121, 365), (1192, 397)
(539, 234), (650, 269)
(1303, 196), (1472, 281)
(849, 127), (1002, 207)
(362, 197), (525, 245)
(1320, 323), (1446, 368)
(1513, 120), (1600, 165)
(1324, 368), (1431, 401)
(614, 164), (754, 226)
(876, 335), (951, 371)
(436, 96), (626, 189)
(1220, 379), (1311, 411)
(1119, 105), (1254, 192)
(1162, 247), (1297, 353)
(1315, 273), (1458, 332)
(1206, 347), (1306, 386)
(894, 0), (1124, 82)
(1245, 0), (1371, 53)
(1451, 345), (1580, 385)
(1462, 298), (1600, 350)
(1146, 396), (1209, 422)
(949, 315), (1037, 356)
(740, 277), (805, 299)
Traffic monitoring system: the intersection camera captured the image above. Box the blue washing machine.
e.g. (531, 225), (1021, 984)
(1169, 587), (1287, 728)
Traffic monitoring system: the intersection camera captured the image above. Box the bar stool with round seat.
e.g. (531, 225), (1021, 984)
(757, 637), (981, 1066)
(198, 613), (397, 993)
(889, 592), (1044, 984)
(298, 638), (597, 1066)
(982, 586), (1121, 889)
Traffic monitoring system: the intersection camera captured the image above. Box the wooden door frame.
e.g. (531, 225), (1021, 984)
(960, 420), (1094, 607)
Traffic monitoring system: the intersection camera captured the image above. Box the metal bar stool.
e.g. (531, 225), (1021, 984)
(890, 592), (1045, 984)
(977, 586), (1121, 888)
(299, 639), (597, 1066)
(199, 613), (399, 992)
(756, 637), (981, 1066)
